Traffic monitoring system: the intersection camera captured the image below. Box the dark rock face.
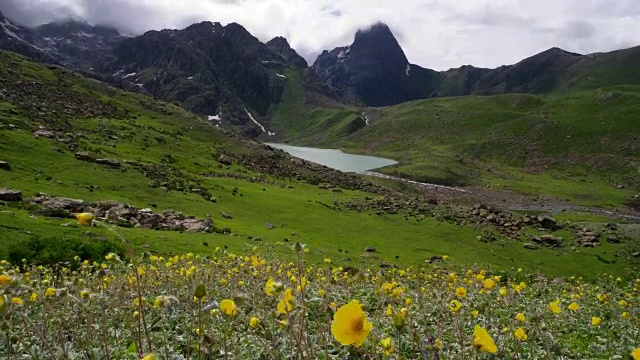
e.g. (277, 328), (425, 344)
(32, 20), (123, 69)
(266, 36), (308, 68)
(312, 23), (440, 106)
(97, 21), (300, 133)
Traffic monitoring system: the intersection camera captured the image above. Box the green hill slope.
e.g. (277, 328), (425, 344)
(280, 88), (640, 208)
(2, 51), (638, 279)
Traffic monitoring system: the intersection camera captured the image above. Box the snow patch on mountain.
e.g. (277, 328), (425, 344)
(405, 64), (410, 77)
(74, 31), (96, 38)
(244, 108), (275, 136)
(123, 72), (137, 79)
(362, 112), (370, 125)
(276, 73), (286, 79)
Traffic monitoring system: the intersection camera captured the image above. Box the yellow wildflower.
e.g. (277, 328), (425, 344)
(514, 327), (528, 341)
(483, 279), (496, 291)
(622, 311), (630, 320)
(277, 288), (294, 315)
(473, 325), (497, 353)
(30, 292), (38, 302)
(435, 338), (443, 350)
(45, 288), (57, 298)
(549, 300), (561, 314)
(471, 310), (479, 317)
(265, 278), (276, 296)
(516, 313), (526, 323)
(318, 289), (325, 297)
(568, 302), (579, 311)
(11, 297), (22, 306)
(324, 258), (332, 264)
(379, 337), (395, 356)
(249, 316), (260, 329)
(220, 299), (237, 316)
(141, 354), (157, 360)
(632, 348), (640, 360)
(456, 287), (467, 299)
(75, 212), (95, 225)
(331, 300), (372, 347)
(0, 274), (13, 285)
(449, 299), (462, 313)
(591, 317), (602, 326)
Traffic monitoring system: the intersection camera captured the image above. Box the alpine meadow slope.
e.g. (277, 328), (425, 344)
(1, 51), (638, 281)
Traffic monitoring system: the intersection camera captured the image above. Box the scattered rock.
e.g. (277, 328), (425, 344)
(342, 257), (352, 262)
(221, 211), (233, 219)
(217, 155), (232, 165)
(0, 161), (11, 171)
(633, 252), (640, 258)
(95, 158), (121, 168)
(75, 152), (95, 162)
(537, 216), (559, 230)
(425, 256), (443, 264)
(606, 235), (620, 244)
(265, 223), (275, 230)
(364, 246), (377, 253)
(0, 188), (23, 202)
(182, 218), (213, 232)
(523, 243), (539, 250)
(614, 184), (625, 190)
(33, 129), (56, 138)
(532, 235), (563, 248)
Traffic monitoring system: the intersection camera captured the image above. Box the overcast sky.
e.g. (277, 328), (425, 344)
(2, 0), (640, 70)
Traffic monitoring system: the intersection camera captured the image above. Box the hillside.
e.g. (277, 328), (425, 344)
(279, 87), (640, 209)
(2, 51), (639, 281)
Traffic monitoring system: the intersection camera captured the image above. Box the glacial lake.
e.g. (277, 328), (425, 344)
(266, 143), (398, 173)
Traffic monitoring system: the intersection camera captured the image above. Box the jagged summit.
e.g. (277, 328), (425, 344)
(35, 19), (121, 37)
(312, 21), (439, 106)
(266, 36), (308, 68)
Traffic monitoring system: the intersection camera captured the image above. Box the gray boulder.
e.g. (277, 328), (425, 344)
(0, 188), (22, 202)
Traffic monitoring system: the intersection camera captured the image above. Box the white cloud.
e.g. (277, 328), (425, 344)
(2, 0), (640, 70)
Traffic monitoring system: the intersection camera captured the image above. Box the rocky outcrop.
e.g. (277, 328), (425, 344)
(0, 188), (22, 202)
(27, 195), (213, 233)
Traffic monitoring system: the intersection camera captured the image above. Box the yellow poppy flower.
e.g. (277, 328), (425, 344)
(516, 313), (526, 323)
(631, 348), (640, 360)
(45, 288), (57, 298)
(473, 325), (497, 353)
(249, 316), (260, 329)
(455, 287), (467, 299)
(75, 212), (95, 225)
(0, 274), (13, 285)
(449, 299), (462, 313)
(379, 337), (395, 355)
(514, 327), (528, 341)
(10, 297), (22, 306)
(549, 301), (561, 314)
(568, 302), (579, 311)
(591, 317), (602, 326)
(220, 299), (237, 316)
(483, 279), (496, 290)
(277, 288), (294, 315)
(265, 278), (277, 296)
(331, 300), (372, 347)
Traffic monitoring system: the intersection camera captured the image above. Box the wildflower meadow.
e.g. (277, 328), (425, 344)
(1, 240), (639, 359)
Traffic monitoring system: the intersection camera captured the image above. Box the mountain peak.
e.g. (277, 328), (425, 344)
(266, 36), (308, 68)
(353, 22), (398, 46)
(35, 19), (121, 37)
